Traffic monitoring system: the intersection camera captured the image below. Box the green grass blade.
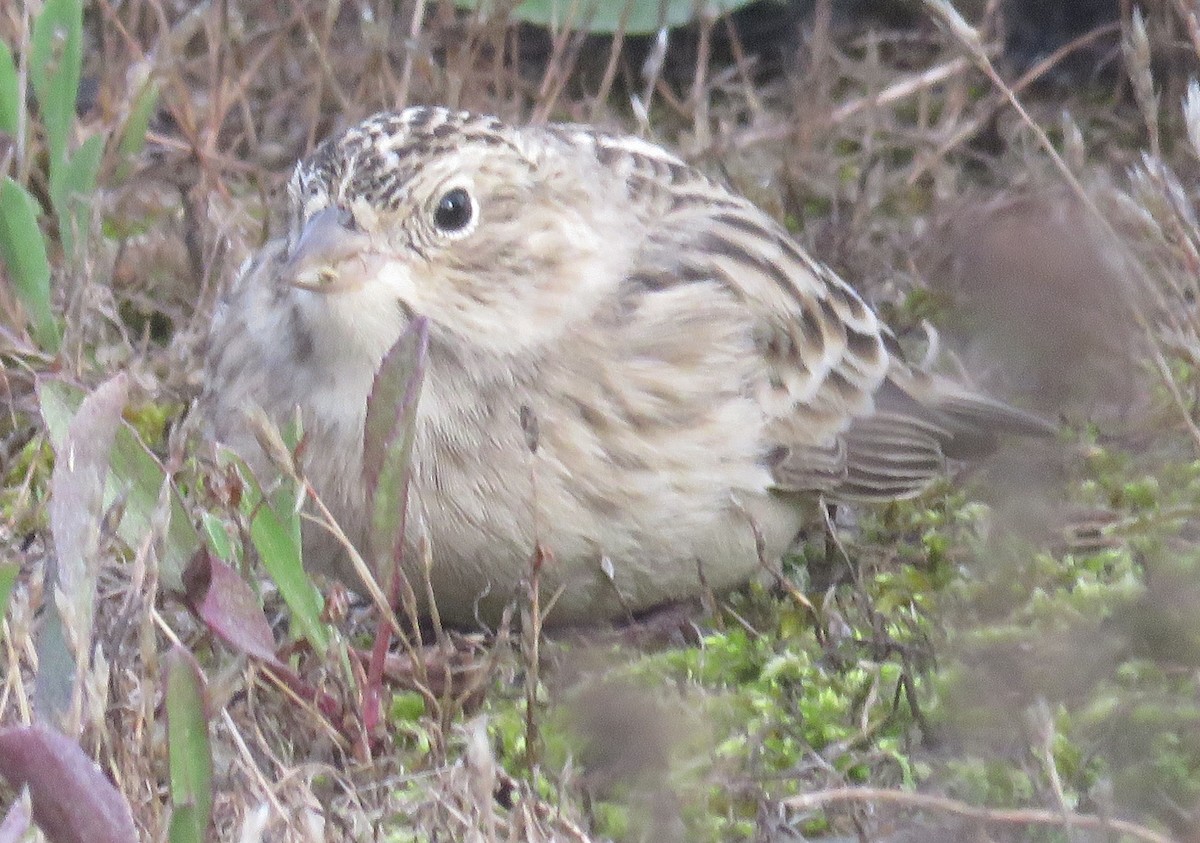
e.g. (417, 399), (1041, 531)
(0, 177), (60, 352)
(249, 502), (331, 653)
(50, 133), (104, 262)
(114, 76), (159, 183)
(164, 646), (213, 843)
(210, 420), (331, 653)
(0, 562), (17, 623)
(0, 41), (19, 136)
(225, 416), (330, 652)
(30, 0), (84, 169)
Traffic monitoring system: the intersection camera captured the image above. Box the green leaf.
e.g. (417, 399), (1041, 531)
(183, 548), (282, 665)
(39, 374), (128, 721)
(50, 132), (104, 262)
(0, 40), (19, 136)
(164, 646), (213, 843)
(32, 607), (73, 720)
(225, 413), (330, 652)
(0, 177), (60, 351)
(200, 511), (235, 562)
(250, 501), (330, 653)
(455, 0), (755, 34)
(270, 415), (304, 553)
(38, 379), (199, 591)
(363, 317), (428, 571)
(114, 76), (159, 183)
(0, 562), (17, 622)
(30, 0), (84, 170)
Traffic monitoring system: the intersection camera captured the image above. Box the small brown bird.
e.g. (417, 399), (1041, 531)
(200, 106), (1050, 627)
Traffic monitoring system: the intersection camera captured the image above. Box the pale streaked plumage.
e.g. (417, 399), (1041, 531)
(199, 106), (1050, 627)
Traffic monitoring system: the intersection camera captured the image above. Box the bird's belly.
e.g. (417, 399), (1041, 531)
(404, 431), (799, 627)
(292, 418), (799, 626)
(292, 348), (796, 626)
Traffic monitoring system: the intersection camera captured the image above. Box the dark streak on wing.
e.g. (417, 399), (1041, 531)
(817, 296), (842, 328)
(700, 231), (794, 290)
(828, 278), (872, 322)
(824, 369), (857, 401)
(881, 331), (904, 359)
(709, 210), (781, 241)
(623, 272), (680, 293)
(799, 308), (822, 341)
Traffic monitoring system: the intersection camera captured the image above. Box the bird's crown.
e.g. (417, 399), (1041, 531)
(290, 106), (522, 215)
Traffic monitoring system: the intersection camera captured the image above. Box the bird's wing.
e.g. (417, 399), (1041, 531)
(572, 130), (1052, 501)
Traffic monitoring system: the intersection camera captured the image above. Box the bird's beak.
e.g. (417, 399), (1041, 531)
(281, 207), (374, 292)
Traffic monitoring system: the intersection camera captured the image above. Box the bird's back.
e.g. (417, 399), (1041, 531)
(545, 124), (1054, 505)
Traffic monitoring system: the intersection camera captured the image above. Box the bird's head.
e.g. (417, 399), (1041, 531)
(280, 107), (635, 359)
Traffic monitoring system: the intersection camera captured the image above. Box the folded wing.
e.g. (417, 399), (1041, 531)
(586, 131), (1054, 502)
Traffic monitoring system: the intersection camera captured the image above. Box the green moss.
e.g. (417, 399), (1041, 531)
(122, 398), (178, 447)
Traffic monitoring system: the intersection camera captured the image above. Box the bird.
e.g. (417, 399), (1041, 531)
(198, 106), (1053, 628)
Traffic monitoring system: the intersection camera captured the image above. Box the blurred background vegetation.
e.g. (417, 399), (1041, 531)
(4, 0), (1200, 840)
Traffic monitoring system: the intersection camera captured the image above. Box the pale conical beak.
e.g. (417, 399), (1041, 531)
(282, 207), (374, 292)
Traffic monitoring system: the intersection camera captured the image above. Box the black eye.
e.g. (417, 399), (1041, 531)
(433, 187), (474, 232)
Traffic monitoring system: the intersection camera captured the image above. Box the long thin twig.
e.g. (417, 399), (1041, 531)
(395, 0), (427, 109)
(783, 787), (1177, 843)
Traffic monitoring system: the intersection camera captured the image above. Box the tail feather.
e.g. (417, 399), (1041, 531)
(769, 375), (1056, 502)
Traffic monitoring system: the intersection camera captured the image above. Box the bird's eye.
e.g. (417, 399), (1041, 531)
(433, 187), (474, 233)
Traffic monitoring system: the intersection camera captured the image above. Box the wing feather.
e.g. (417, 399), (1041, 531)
(568, 129), (1052, 501)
